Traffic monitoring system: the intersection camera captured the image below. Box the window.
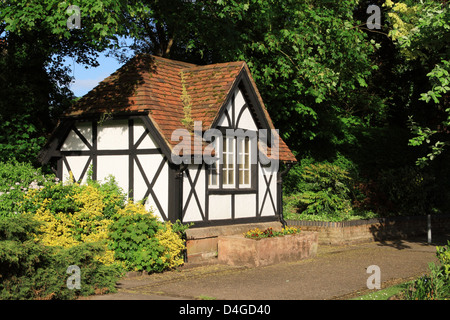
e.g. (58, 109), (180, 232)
(208, 136), (252, 189)
(238, 137), (251, 187)
(208, 139), (219, 187)
(222, 137), (235, 187)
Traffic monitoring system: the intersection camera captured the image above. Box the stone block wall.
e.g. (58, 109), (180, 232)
(286, 214), (450, 245)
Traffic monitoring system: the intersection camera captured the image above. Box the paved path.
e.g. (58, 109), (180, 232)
(83, 237), (445, 300)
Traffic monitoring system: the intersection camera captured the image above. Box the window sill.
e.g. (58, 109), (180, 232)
(208, 188), (256, 194)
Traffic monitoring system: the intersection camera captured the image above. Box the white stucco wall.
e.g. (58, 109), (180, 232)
(59, 119), (169, 221)
(182, 165), (206, 222)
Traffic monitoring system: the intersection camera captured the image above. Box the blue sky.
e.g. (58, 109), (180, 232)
(65, 53), (125, 97)
(65, 36), (134, 97)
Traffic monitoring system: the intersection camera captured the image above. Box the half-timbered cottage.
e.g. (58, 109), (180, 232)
(38, 54), (297, 228)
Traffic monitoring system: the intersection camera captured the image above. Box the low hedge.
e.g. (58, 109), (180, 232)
(0, 215), (123, 300)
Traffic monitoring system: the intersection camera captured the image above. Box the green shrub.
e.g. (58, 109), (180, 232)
(86, 173), (126, 219)
(20, 179), (122, 264)
(377, 166), (437, 216)
(0, 161), (55, 218)
(22, 177), (187, 273)
(1, 161), (189, 295)
(108, 202), (185, 273)
(0, 215), (124, 300)
(404, 241), (450, 300)
(283, 193), (302, 218)
(291, 163), (353, 221)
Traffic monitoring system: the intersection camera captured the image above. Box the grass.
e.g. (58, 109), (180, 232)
(197, 295), (217, 300)
(351, 282), (410, 300)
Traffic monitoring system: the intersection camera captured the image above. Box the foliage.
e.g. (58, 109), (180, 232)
(0, 215), (123, 300)
(111, 0), (384, 155)
(108, 202), (185, 273)
(0, 170), (190, 298)
(85, 173), (127, 219)
(294, 163), (353, 221)
(3, 164), (188, 273)
(404, 241), (450, 300)
(0, 161), (56, 218)
(155, 221), (186, 269)
(0, 114), (47, 164)
(352, 282), (409, 300)
(219, 0), (382, 153)
(2, 0), (450, 227)
(376, 166), (438, 216)
(0, 0), (149, 162)
(171, 219), (194, 237)
(21, 179), (124, 265)
(244, 226), (300, 240)
(383, 0), (450, 167)
(180, 71), (194, 131)
(283, 193), (303, 219)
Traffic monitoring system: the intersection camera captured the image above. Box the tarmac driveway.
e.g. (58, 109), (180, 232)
(84, 237), (445, 300)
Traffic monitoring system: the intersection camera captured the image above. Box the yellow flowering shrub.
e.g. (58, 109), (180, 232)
(155, 221), (185, 269)
(72, 184), (105, 218)
(114, 200), (152, 217)
(23, 179), (189, 271)
(33, 200), (79, 248)
(24, 182), (116, 265)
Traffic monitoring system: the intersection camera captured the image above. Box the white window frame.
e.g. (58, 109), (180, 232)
(207, 136), (253, 189)
(208, 139), (219, 188)
(222, 137), (235, 188)
(238, 136), (251, 188)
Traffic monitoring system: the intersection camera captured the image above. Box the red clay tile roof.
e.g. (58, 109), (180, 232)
(65, 54), (296, 162)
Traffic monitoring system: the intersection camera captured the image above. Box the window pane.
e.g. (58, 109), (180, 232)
(228, 153), (233, 165)
(209, 161), (218, 187)
(208, 139), (219, 188)
(222, 137), (235, 187)
(223, 168), (228, 185)
(212, 163), (218, 185)
(238, 137), (251, 188)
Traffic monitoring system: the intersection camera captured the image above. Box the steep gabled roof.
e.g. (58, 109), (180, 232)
(61, 54), (296, 162)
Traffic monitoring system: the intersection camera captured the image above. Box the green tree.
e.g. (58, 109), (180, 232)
(0, 0), (145, 163)
(122, 0), (383, 158)
(383, 0), (450, 166)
